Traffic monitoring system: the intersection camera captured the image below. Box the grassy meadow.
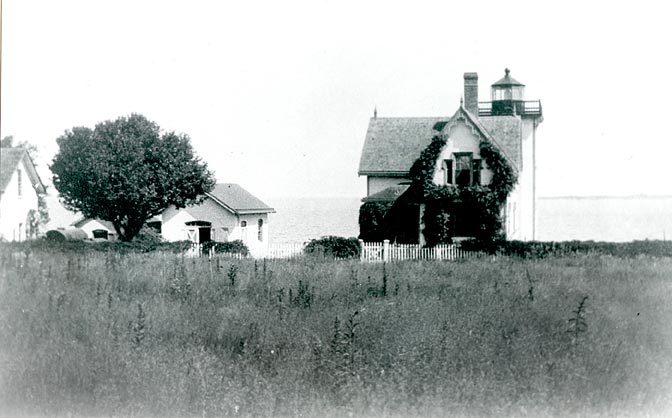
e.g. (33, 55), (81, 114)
(1, 249), (671, 417)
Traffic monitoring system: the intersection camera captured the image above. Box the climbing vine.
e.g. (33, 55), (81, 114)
(358, 130), (517, 245)
(358, 201), (393, 242)
(410, 135), (517, 246)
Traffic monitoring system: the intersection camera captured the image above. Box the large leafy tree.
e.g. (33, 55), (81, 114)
(50, 114), (216, 241)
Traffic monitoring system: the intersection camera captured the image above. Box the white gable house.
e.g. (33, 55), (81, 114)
(0, 148), (47, 241)
(160, 183), (275, 256)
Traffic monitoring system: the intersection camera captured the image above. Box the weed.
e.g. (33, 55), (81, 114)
(568, 295), (589, 345)
(132, 303), (146, 348)
(526, 268), (538, 302)
(292, 280), (313, 309)
(366, 269), (387, 298)
(227, 264), (238, 287)
(169, 259), (191, 301)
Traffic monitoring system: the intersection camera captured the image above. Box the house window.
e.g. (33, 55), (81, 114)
(454, 153), (481, 187)
(258, 219), (263, 242)
(454, 153), (473, 187)
(473, 159), (482, 185)
(443, 159), (453, 185)
(241, 220), (247, 241)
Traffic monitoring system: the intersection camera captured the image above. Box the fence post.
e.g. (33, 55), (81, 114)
(359, 239), (365, 262)
(383, 239), (390, 262)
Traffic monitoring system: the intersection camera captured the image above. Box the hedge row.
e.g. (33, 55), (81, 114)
(0, 239), (196, 255)
(459, 239), (672, 258)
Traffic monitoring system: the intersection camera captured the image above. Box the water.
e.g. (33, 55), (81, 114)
(536, 196), (672, 242)
(267, 197), (361, 244)
(268, 196), (672, 243)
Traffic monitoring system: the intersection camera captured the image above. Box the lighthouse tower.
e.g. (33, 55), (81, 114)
(479, 68), (543, 240)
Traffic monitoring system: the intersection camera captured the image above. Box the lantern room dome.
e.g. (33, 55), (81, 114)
(491, 68), (525, 103)
(492, 68), (525, 87)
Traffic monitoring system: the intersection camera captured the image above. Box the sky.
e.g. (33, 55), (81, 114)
(2, 0), (671, 199)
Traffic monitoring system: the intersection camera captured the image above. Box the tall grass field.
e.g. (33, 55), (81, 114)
(1, 250), (671, 417)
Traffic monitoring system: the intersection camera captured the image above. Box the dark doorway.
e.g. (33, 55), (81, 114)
(198, 227), (211, 243)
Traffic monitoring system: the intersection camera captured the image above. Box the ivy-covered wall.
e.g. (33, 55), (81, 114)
(358, 116), (517, 245)
(358, 201), (393, 242)
(410, 132), (517, 246)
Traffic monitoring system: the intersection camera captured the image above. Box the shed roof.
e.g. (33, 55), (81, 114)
(0, 148), (46, 194)
(362, 184), (411, 203)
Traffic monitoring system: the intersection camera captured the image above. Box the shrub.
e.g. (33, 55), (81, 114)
(304, 236), (360, 259)
(200, 240), (250, 256)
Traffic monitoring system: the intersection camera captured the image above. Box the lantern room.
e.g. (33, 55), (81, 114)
(490, 68), (527, 116)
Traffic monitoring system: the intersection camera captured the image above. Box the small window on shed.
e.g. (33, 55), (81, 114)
(92, 229), (109, 240)
(257, 219), (263, 241)
(241, 221), (247, 227)
(147, 221), (162, 234)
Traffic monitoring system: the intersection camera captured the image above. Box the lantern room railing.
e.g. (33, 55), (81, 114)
(478, 100), (542, 117)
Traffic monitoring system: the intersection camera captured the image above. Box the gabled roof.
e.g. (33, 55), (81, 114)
(358, 107), (522, 176)
(478, 115), (522, 170)
(206, 183), (275, 215)
(453, 106), (519, 172)
(72, 217), (116, 231)
(358, 117), (447, 176)
(0, 148), (46, 194)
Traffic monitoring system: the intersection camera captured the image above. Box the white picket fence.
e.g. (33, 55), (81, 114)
(360, 240), (482, 262)
(190, 240), (481, 262)
(187, 242), (305, 259)
(263, 243), (305, 259)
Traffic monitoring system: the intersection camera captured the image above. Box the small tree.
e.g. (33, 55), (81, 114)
(50, 114), (216, 241)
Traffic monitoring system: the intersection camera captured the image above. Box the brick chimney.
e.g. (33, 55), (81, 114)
(463, 72), (478, 115)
